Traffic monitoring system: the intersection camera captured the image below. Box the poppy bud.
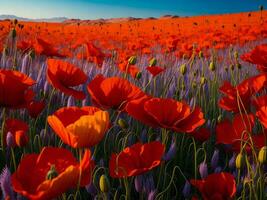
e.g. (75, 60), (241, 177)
(199, 51), (203, 58)
(200, 76), (207, 85)
(29, 50), (35, 59)
(180, 64), (187, 75)
(259, 5), (264, 11)
(99, 174), (110, 193)
(236, 153), (246, 169)
(217, 115), (223, 123)
(46, 165), (58, 180)
(6, 132), (15, 148)
(224, 66), (228, 72)
(199, 161), (208, 179)
(209, 62), (216, 71)
(13, 19), (18, 25)
(236, 63), (242, 70)
(230, 64), (235, 71)
(128, 56), (137, 65)
(258, 146), (267, 164)
(182, 180), (191, 198)
(135, 72), (142, 80)
(118, 118), (128, 129)
(234, 51), (239, 59)
(10, 28), (16, 39)
(149, 58), (157, 67)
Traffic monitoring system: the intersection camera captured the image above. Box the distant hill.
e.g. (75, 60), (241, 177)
(0, 15), (68, 22)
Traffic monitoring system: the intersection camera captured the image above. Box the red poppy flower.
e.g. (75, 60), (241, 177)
(34, 38), (65, 58)
(190, 172), (236, 200)
(47, 59), (88, 100)
(109, 141), (165, 178)
(126, 97), (205, 133)
(118, 60), (140, 79)
(87, 74), (145, 110)
(241, 44), (267, 72)
(12, 147), (95, 200)
(256, 106), (267, 128)
(4, 119), (29, 147)
(0, 69), (35, 109)
(218, 74), (266, 112)
(85, 43), (107, 68)
(48, 106), (110, 148)
(216, 113), (265, 152)
(27, 101), (45, 118)
(146, 66), (165, 77)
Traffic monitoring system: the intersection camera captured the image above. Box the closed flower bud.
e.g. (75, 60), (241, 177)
(259, 5), (264, 11)
(209, 62), (216, 71)
(13, 19), (18, 25)
(217, 115), (223, 123)
(135, 72), (142, 80)
(180, 64), (187, 75)
(234, 51), (239, 59)
(99, 175), (110, 193)
(199, 51), (203, 58)
(258, 146), (267, 164)
(46, 165), (58, 180)
(6, 132), (14, 148)
(134, 175), (144, 193)
(29, 50), (35, 59)
(230, 64), (235, 71)
(199, 161), (208, 179)
(229, 153), (236, 169)
(192, 81), (197, 89)
(118, 118), (128, 129)
(182, 181), (191, 198)
(200, 76), (207, 85)
(128, 56), (137, 65)
(224, 66), (228, 72)
(236, 62), (242, 70)
(149, 58), (157, 67)
(211, 149), (219, 169)
(236, 153), (246, 169)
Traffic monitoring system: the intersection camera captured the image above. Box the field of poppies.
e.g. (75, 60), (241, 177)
(0, 9), (267, 200)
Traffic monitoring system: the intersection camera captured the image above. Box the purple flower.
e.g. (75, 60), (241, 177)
(211, 149), (219, 169)
(0, 166), (15, 200)
(134, 175), (144, 193)
(199, 161), (208, 179)
(163, 138), (176, 161)
(148, 190), (157, 200)
(182, 180), (191, 198)
(6, 132), (14, 148)
(229, 153), (236, 169)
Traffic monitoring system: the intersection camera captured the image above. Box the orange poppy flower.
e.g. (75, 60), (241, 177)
(0, 69), (35, 109)
(87, 74), (145, 110)
(118, 60), (140, 78)
(256, 106), (267, 128)
(47, 106), (109, 148)
(109, 141), (165, 178)
(12, 147), (95, 200)
(190, 172), (236, 200)
(47, 59), (88, 100)
(34, 38), (65, 58)
(4, 119), (29, 147)
(126, 97), (205, 133)
(241, 44), (267, 72)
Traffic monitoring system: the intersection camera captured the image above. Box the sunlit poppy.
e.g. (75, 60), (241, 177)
(48, 106), (109, 148)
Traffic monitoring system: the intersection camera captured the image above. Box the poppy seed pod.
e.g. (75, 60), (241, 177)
(135, 72), (142, 80)
(235, 153), (246, 169)
(258, 146), (267, 164)
(46, 165), (58, 180)
(10, 28), (16, 39)
(128, 56), (137, 65)
(230, 64), (235, 71)
(236, 62), (242, 70)
(200, 76), (207, 85)
(180, 64), (187, 75)
(149, 58), (157, 67)
(28, 50), (35, 59)
(99, 175), (110, 193)
(234, 51), (239, 59)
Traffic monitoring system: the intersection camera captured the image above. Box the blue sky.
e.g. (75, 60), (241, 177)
(0, 0), (266, 19)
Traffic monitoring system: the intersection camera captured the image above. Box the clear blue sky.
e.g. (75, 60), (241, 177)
(0, 0), (266, 19)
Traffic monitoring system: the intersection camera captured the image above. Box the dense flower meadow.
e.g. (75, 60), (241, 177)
(0, 9), (267, 200)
